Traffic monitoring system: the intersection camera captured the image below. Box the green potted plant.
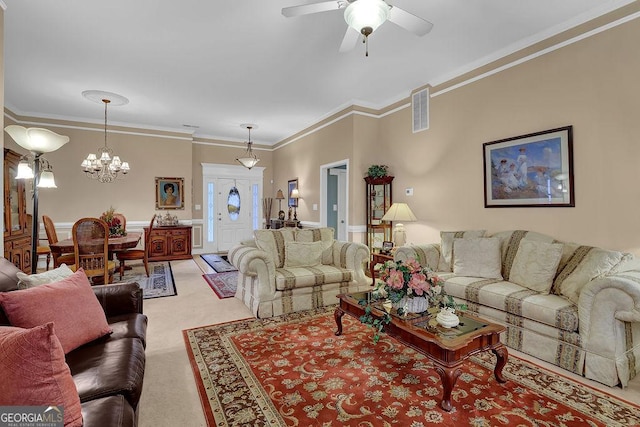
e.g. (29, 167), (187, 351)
(366, 164), (389, 179)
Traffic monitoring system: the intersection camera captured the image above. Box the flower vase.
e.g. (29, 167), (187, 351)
(393, 296), (428, 314)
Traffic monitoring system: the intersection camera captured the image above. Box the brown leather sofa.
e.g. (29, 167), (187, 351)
(0, 257), (147, 426)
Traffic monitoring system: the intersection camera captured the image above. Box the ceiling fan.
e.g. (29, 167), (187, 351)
(282, 0), (433, 56)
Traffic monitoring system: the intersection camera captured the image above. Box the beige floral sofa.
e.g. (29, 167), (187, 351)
(228, 227), (369, 318)
(395, 229), (640, 388)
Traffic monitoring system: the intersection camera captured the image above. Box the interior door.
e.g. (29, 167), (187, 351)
(217, 178), (253, 252)
(330, 168), (347, 241)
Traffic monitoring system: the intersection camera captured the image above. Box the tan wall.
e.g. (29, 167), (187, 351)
(273, 117), (355, 224)
(1, 7), (4, 250)
(378, 17), (640, 254)
(3, 116), (193, 224)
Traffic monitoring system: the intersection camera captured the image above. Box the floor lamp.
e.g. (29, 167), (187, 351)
(5, 125), (69, 273)
(381, 202), (417, 248)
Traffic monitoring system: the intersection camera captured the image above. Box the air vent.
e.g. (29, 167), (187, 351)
(412, 88), (429, 133)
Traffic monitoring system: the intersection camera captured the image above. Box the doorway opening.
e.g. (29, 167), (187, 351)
(320, 160), (349, 241)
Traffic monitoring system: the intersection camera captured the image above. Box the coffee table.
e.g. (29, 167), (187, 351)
(335, 291), (508, 412)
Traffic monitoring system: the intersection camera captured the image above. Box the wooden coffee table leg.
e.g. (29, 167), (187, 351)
(492, 345), (508, 383)
(434, 364), (462, 412)
(334, 307), (345, 336)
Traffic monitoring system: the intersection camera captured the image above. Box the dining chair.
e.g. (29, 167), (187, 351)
(116, 214), (155, 280)
(113, 212), (126, 232)
(42, 215), (75, 268)
(71, 217), (116, 284)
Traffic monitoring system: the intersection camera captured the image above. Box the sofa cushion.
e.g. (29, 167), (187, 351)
(81, 395), (135, 427)
(509, 240), (564, 293)
(284, 241), (324, 268)
(16, 263), (74, 289)
(552, 244), (632, 303)
(254, 228), (296, 268)
(0, 269), (112, 353)
(452, 237), (502, 279)
(67, 337), (146, 408)
(104, 313), (148, 348)
(491, 230), (558, 280)
(0, 323), (83, 426)
(0, 257), (20, 292)
(275, 265), (353, 291)
(443, 275), (579, 332)
(295, 227), (335, 264)
(438, 230), (486, 271)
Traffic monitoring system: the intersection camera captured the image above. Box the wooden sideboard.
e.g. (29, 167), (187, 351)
(145, 225), (192, 261)
(3, 149), (32, 273)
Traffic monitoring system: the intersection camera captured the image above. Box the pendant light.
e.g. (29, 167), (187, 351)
(236, 124), (260, 169)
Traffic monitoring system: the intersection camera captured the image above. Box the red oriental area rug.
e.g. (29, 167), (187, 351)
(203, 272), (238, 299)
(183, 307), (640, 427)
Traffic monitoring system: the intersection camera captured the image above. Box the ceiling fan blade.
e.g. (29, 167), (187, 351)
(388, 6), (434, 37)
(282, 1), (344, 18)
(339, 27), (360, 53)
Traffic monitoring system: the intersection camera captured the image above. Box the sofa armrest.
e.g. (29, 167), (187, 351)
(331, 241), (369, 283)
(93, 282), (143, 317)
(394, 244), (441, 271)
(228, 244), (276, 297)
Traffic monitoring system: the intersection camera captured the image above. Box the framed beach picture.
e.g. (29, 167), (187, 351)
(288, 179), (298, 207)
(483, 126), (574, 208)
(155, 177), (185, 210)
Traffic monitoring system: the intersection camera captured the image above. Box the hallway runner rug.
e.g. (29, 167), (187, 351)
(200, 254), (237, 273)
(202, 271), (238, 299)
(114, 261), (177, 299)
(183, 307), (640, 427)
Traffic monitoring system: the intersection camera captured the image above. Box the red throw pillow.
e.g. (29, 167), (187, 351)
(0, 269), (112, 353)
(0, 323), (83, 426)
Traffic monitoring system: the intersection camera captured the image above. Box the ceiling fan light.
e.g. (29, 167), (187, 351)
(344, 0), (390, 33)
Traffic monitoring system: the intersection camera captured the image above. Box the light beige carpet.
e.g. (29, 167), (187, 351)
(136, 257), (640, 427)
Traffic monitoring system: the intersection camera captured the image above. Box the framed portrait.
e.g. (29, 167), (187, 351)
(288, 179), (298, 207)
(483, 126), (574, 208)
(155, 177), (185, 210)
(382, 241), (394, 254)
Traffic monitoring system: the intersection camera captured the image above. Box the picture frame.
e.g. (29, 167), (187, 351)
(288, 179), (298, 207)
(155, 177), (185, 210)
(483, 126), (574, 208)
(382, 241), (394, 253)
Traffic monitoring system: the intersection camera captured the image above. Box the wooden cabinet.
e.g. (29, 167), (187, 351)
(145, 225), (192, 261)
(4, 149), (32, 273)
(365, 176), (393, 254)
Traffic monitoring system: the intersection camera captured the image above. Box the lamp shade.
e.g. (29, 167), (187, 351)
(37, 170), (57, 188)
(15, 160), (35, 179)
(344, 0), (390, 33)
(381, 203), (417, 222)
(276, 189), (285, 199)
(236, 156), (260, 169)
(5, 125), (69, 154)
(290, 188), (300, 199)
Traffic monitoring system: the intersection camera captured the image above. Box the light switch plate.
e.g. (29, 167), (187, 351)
(313, 204), (318, 211)
(405, 188), (414, 196)
(195, 204), (201, 210)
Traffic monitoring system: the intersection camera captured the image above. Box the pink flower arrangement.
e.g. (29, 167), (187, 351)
(377, 258), (444, 306)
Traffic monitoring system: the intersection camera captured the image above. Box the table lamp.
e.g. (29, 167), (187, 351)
(381, 202), (417, 248)
(276, 189), (285, 211)
(290, 188), (300, 221)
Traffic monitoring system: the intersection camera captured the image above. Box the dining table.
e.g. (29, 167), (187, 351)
(50, 232), (143, 261)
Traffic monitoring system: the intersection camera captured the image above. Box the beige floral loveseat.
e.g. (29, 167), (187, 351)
(395, 229), (640, 388)
(228, 227), (369, 318)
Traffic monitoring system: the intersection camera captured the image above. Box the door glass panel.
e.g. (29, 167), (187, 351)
(227, 187), (240, 221)
(207, 182), (215, 242)
(252, 184), (259, 230)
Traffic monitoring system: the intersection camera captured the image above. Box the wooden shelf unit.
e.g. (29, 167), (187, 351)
(3, 149), (32, 273)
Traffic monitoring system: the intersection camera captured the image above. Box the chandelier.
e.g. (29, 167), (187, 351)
(236, 124), (260, 169)
(81, 91), (130, 183)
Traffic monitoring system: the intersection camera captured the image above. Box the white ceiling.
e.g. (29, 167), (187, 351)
(2, 0), (633, 146)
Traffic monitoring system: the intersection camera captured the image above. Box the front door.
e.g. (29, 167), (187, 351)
(202, 164), (263, 253)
